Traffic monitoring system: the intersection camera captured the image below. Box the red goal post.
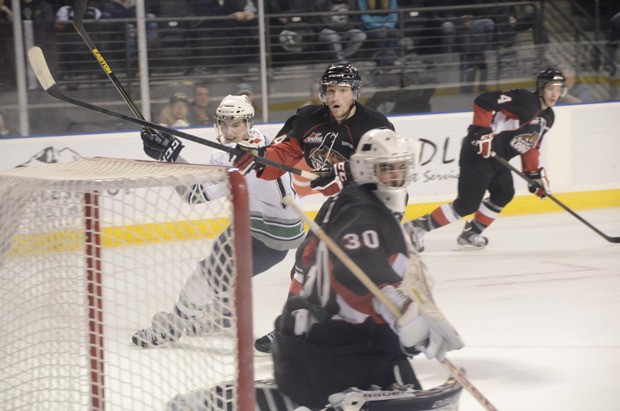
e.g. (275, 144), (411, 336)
(0, 157), (254, 410)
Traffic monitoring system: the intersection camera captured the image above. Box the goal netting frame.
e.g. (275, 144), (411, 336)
(0, 157), (254, 410)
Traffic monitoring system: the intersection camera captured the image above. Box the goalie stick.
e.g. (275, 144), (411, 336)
(282, 196), (499, 411)
(491, 152), (620, 243)
(26, 46), (317, 181)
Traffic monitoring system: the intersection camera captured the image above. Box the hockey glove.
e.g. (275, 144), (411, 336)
(231, 139), (266, 175)
(397, 301), (464, 361)
(474, 132), (494, 158)
(141, 128), (184, 162)
(524, 167), (550, 198)
(467, 125), (494, 159)
(310, 162), (352, 197)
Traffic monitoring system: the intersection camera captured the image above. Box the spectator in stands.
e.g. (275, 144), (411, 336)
(55, 1), (102, 81)
(357, 0), (399, 67)
(448, 13), (495, 93)
(315, 0), (366, 63)
(21, 0), (57, 71)
(156, 92), (191, 128)
(365, 53), (437, 114)
(490, 1), (548, 49)
(188, 82), (216, 126)
(0, 110), (18, 138)
(191, 0), (257, 70)
(0, 0), (15, 90)
(101, 0), (159, 62)
(556, 63), (595, 104)
(267, 0), (315, 63)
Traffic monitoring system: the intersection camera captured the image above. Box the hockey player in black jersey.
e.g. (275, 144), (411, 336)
(271, 128), (464, 409)
(233, 63), (396, 353)
(233, 62), (394, 195)
(406, 67), (567, 252)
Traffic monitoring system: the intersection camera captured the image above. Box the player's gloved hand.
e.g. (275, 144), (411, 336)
(524, 167), (550, 198)
(310, 162), (352, 197)
(141, 128), (184, 162)
(468, 125), (494, 159)
(474, 132), (494, 158)
(397, 301), (464, 361)
(231, 139), (265, 175)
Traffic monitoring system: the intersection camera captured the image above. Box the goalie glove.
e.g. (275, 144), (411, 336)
(396, 300), (464, 361)
(230, 138), (266, 175)
(310, 162), (352, 197)
(141, 128), (184, 162)
(524, 167), (550, 198)
(373, 285), (462, 360)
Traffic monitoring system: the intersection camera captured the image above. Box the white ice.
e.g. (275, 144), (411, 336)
(251, 207), (620, 411)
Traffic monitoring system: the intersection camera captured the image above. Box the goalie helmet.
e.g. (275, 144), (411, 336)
(215, 95), (254, 143)
(320, 63), (362, 103)
(350, 128), (416, 213)
(536, 67), (567, 98)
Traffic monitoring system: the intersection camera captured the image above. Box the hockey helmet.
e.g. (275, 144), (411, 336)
(536, 67), (567, 97)
(350, 128), (416, 213)
(320, 63), (362, 102)
(215, 95), (254, 143)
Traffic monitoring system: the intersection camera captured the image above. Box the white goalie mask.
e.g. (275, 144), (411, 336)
(350, 128), (416, 213)
(215, 95), (254, 144)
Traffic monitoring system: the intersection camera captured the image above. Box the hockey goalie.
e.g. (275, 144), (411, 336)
(168, 129), (465, 410)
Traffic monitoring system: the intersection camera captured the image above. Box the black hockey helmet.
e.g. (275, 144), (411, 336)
(320, 63), (362, 101)
(536, 67), (567, 97)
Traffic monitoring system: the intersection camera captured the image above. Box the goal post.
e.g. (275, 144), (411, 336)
(0, 157), (254, 410)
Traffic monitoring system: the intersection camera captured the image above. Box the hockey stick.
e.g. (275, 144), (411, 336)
(491, 152), (620, 243)
(27, 47), (317, 180)
(282, 196), (499, 411)
(72, 0), (145, 122)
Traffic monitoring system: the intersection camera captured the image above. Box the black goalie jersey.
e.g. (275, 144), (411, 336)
(286, 183), (409, 348)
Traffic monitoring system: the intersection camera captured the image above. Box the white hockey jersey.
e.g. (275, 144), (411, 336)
(183, 128), (305, 251)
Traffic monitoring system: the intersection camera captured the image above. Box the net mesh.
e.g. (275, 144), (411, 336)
(0, 158), (252, 410)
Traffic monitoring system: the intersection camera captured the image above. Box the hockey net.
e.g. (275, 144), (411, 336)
(0, 157), (254, 410)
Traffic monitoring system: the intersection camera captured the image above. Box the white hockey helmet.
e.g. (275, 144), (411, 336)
(215, 94), (254, 143)
(350, 128), (416, 213)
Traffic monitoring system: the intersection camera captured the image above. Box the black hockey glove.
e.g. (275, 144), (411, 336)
(524, 167), (550, 198)
(231, 139), (266, 175)
(310, 162), (352, 197)
(141, 128), (184, 162)
(468, 125), (494, 159)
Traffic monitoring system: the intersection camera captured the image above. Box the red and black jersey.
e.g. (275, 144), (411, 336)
(296, 183), (409, 327)
(472, 89), (555, 172)
(258, 103), (394, 180)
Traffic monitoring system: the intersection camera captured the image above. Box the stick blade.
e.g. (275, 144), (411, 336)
(27, 47), (56, 91)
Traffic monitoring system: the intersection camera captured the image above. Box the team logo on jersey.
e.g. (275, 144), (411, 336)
(509, 117), (546, 154)
(308, 145), (347, 169)
(304, 132), (324, 144)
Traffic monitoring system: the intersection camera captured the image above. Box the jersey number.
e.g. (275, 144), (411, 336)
(497, 94), (512, 104)
(342, 230), (380, 250)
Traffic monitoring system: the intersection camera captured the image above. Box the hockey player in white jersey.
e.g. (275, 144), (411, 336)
(132, 95), (305, 348)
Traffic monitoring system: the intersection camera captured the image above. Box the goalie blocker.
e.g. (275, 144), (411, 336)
(166, 377), (463, 411)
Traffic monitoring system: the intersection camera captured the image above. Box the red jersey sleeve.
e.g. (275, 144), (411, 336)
(257, 137), (305, 180)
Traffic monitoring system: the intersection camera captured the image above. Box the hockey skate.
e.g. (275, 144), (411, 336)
(254, 330), (275, 354)
(184, 311), (232, 337)
(404, 217), (428, 252)
(131, 311), (184, 348)
(455, 221), (488, 251)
